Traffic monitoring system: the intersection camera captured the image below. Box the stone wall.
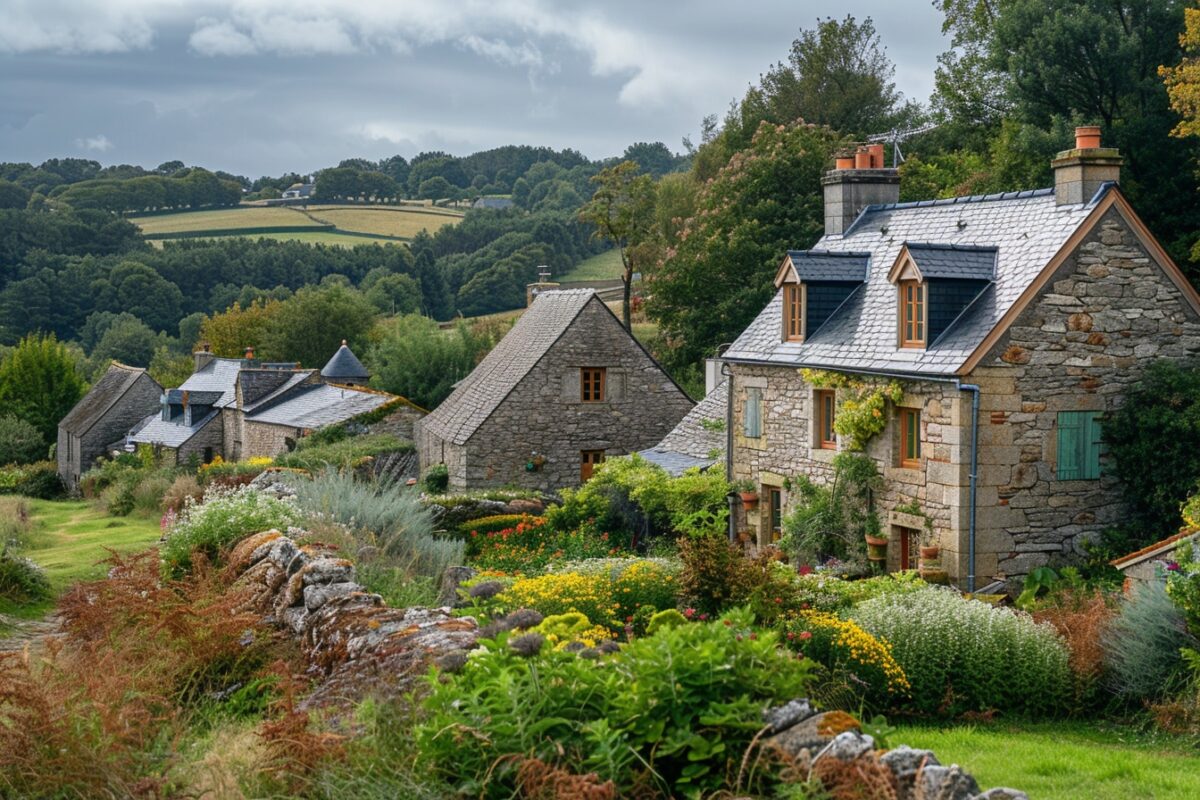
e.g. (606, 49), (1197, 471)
(460, 301), (694, 492)
(241, 420), (299, 459)
(728, 364), (969, 575)
(969, 208), (1200, 581)
(173, 412), (225, 467)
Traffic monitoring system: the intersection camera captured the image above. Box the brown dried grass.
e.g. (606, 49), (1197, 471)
(514, 757), (617, 800)
(0, 549), (274, 798)
(1033, 589), (1115, 700)
(813, 754), (899, 800)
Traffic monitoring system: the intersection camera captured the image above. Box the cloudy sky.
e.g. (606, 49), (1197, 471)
(1, 0), (947, 178)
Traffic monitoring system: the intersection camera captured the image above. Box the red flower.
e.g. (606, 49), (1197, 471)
(799, 631), (812, 641)
(786, 632), (795, 641)
(800, 603), (810, 610)
(798, 564), (814, 576)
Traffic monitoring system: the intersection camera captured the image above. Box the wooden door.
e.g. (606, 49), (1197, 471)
(581, 449), (605, 482)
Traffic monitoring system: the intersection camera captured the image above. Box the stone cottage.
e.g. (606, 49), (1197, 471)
(722, 130), (1200, 590)
(122, 343), (414, 466)
(56, 363), (162, 491)
(416, 289), (694, 492)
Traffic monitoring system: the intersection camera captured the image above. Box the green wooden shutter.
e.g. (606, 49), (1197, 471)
(744, 388), (762, 438)
(1057, 412), (1101, 480)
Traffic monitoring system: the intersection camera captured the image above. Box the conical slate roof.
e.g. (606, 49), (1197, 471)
(321, 340), (370, 383)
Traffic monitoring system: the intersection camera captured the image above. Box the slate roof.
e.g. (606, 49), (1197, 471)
(640, 380), (728, 476)
(321, 342), (370, 382)
(60, 363), (157, 436)
(129, 409), (219, 448)
(784, 250), (871, 282)
(420, 289), (598, 445)
(179, 358), (244, 407)
(905, 243), (997, 280)
(247, 383), (391, 429)
(724, 187), (1104, 376)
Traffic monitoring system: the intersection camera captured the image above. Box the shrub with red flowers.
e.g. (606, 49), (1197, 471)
(470, 517), (629, 574)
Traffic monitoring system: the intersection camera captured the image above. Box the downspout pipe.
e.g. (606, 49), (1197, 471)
(956, 381), (981, 593)
(722, 361), (737, 542)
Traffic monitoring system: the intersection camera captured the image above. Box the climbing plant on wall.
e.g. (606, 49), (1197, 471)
(801, 369), (904, 451)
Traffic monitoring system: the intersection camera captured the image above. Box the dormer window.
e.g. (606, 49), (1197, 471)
(783, 284), (804, 341)
(774, 250), (869, 344)
(888, 243), (996, 351)
(900, 280), (926, 348)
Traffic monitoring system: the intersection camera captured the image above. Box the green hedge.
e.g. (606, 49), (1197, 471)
(0, 461), (64, 499)
(145, 225), (334, 240)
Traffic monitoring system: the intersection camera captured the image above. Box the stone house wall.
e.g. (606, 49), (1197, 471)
(966, 209), (1200, 581)
(728, 365), (968, 574)
(58, 373), (161, 490)
(242, 421), (301, 459)
(458, 301), (694, 493)
(167, 414), (225, 468)
(416, 426), (468, 490)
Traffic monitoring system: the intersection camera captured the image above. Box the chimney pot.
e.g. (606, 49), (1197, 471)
(854, 147), (872, 169)
(244, 346), (255, 360)
(835, 152), (855, 170)
(867, 144), (885, 168)
(1075, 126), (1102, 150)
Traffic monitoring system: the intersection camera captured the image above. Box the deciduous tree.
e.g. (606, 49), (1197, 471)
(0, 333), (86, 442)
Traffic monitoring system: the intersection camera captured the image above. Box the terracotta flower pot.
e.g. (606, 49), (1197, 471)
(864, 534), (889, 548)
(919, 545), (940, 560)
(740, 491), (759, 511)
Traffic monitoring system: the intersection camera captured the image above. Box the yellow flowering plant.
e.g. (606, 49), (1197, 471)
(497, 572), (622, 630)
(800, 369), (903, 450)
(782, 610), (909, 709)
(533, 612), (613, 650)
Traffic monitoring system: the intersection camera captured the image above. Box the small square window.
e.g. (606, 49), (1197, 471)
(899, 408), (921, 468)
(581, 367), (606, 402)
(815, 390), (836, 449)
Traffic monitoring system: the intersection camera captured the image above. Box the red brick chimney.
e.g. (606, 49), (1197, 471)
(822, 144), (899, 235)
(1052, 126), (1122, 206)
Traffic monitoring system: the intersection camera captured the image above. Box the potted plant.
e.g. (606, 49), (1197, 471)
(864, 513), (888, 562)
(733, 479), (759, 510)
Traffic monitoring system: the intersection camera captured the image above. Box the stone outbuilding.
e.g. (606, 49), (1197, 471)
(56, 363), (162, 491)
(722, 131), (1200, 590)
(125, 343), (408, 465)
(416, 289), (694, 492)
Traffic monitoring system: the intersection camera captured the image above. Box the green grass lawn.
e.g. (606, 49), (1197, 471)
(894, 720), (1200, 800)
(1, 499), (162, 619)
(559, 248), (624, 282)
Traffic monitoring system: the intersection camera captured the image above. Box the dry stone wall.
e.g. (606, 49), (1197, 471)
(970, 209), (1200, 580)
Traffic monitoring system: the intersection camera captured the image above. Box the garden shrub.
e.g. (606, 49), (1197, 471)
(0, 414), (45, 465)
(0, 496), (33, 546)
(162, 474), (203, 512)
(421, 463), (449, 494)
(458, 514), (539, 552)
(162, 485), (304, 578)
(275, 433), (412, 471)
(781, 452), (880, 565)
(415, 608), (814, 798)
(1103, 579), (1197, 700)
(533, 612), (613, 649)
(424, 489), (542, 529)
(1101, 361), (1200, 554)
(289, 470), (460, 579)
(496, 572), (620, 629)
(850, 586), (1073, 716)
(198, 455), (273, 485)
(1032, 589), (1116, 708)
(1166, 537), (1200, 636)
(677, 534), (756, 615)
(468, 517), (626, 574)
(781, 611), (909, 711)
(0, 550), (51, 606)
(0, 461), (63, 499)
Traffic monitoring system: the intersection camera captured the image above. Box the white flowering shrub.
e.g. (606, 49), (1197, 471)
(849, 586), (1072, 715)
(162, 486), (304, 578)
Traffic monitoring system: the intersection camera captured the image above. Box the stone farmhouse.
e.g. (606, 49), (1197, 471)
(57, 342), (413, 482)
(416, 289), (694, 492)
(57, 363), (162, 491)
(721, 129), (1200, 590)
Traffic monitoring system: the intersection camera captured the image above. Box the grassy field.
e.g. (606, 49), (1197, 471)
(895, 721), (1200, 800)
(1, 499), (162, 618)
(559, 248), (624, 282)
(131, 206), (320, 235)
(304, 205), (462, 238)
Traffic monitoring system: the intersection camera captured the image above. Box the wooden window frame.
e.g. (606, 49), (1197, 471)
(815, 389), (837, 450)
(765, 486), (783, 543)
(580, 449), (606, 482)
(899, 280), (927, 348)
(899, 408), (922, 468)
(580, 367), (606, 403)
(743, 387), (763, 438)
(783, 283), (805, 342)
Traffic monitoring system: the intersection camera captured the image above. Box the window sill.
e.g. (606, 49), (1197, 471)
(808, 447), (837, 463)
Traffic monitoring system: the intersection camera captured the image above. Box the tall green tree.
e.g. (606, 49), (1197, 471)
(260, 284), (377, 369)
(648, 122), (843, 370)
(0, 333), (86, 442)
(578, 162), (657, 329)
